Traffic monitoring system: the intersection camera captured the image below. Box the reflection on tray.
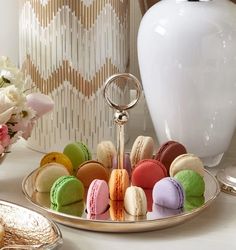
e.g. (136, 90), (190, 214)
(32, 189), (205, 221)
(52, 201), (85, 217)
(22, 169), (220, 232)
(184, 196), (205, 212)
(109, 201), (125, 221)
(147, 204), (182, 220)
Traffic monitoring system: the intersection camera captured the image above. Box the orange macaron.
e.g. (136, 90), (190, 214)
(109, 169), (129, 201)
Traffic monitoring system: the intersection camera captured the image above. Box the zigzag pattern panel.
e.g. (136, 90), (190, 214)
(19, 0), (129, 153)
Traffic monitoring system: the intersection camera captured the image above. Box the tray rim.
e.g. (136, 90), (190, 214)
(22, 169), (220, 233)
(0, 199), (63, 248)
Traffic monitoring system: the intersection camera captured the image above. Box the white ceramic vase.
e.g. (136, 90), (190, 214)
(138, 0), (236, 167)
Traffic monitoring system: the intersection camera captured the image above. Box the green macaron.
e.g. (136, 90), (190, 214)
(174, 169), (205, 197)
(184, 196), (205, 211)
(50, 176), (84, 208)
(63, 142), (92, 172)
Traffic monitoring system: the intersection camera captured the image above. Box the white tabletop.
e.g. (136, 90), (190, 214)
(0, 139), (236, 250)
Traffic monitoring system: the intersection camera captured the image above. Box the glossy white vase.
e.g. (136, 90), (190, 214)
(138, 0), (236, 167)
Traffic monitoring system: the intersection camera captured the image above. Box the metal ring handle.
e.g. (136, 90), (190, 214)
(103, 73), (142, 111)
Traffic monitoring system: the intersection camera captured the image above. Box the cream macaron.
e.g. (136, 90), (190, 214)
(124, 186), (147, 216)
(35, 162), (70, 192)
(97, 141), (117, 170)
(169, 153), (205, 177)
(130, 136), (154, 168)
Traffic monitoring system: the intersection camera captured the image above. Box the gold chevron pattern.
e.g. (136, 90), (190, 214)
(21, 0), (127, 28)
(22, 55), (121, 97)
(19, 0), (129, 153)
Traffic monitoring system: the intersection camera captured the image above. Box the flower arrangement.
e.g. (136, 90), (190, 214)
(0, 56), (53, 155)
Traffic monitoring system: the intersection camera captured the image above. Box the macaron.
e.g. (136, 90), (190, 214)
(155, 140), (187, 174)
(97, 140), (117, 169)
(124, 186), (147, 216)
(86, 179), (109, 215)
(174, 169), (205, 197)
(109, 201), (125, 221)
(35, 163), (70, 192)
(112, 153), (132, 177)
(63, 142), (92, 172)
(131, 159), (167, 189)
(33, 192), (51, 208)
(40, 152), (73, 174)
(76, 160), (109, 188)
(50, 176), (84, 207)
(152, 177), (185, 209)
(130, 135), (154, 168)
(51, 200), (85, 217)
(109, 169), (129, 201)
(169, 153), (205, 177)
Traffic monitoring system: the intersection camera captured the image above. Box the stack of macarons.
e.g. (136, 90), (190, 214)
(33, 137), (206, 219)
(35, 140), (110, 191)
(125, 138), (206, 214)
(152, 152), (205, 211)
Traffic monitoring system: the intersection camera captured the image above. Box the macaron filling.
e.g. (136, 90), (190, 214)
(169, 178), (184, 209)
(79, 142), (92, 161)
(89, 180), (100, 214)
(50, 176), (84, 207)
(87, 179), (109, 215)
(50, 176), (75, 203)
(156, 141), (174, 159)
(153, 177), (185, 209)
(133, 138), (144, 165)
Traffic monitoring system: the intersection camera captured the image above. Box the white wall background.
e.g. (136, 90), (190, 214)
(0, 0), (19, 65)
(130, 0), (142, 79)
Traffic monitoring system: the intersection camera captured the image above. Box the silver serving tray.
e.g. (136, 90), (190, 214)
(0, 199), (63, 249)
(22, 169), (220, 233)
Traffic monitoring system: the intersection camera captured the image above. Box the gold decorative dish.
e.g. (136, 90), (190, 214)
(0, 199), (62, 249)
(22, 169), (220, 233)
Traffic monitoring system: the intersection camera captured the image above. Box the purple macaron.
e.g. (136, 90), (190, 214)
(152, 177), (184, 209)
(112, 153), (132, 177)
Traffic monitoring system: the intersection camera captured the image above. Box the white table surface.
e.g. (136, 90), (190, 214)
(0, 139), (236, 250)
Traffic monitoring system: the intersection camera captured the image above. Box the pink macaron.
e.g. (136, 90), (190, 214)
(86, 179), (109, 215)
(131, 159), (167, 189)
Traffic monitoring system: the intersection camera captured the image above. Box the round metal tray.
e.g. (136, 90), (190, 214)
(0, 199), (63, 249)
(22, 169), (220, 233)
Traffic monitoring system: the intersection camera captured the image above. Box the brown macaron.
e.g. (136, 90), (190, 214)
(76, 160), (109, 188)
(155, 141), (187, 174)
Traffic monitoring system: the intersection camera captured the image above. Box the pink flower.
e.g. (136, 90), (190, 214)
(0, 124), (8, 140)
(0, 134), (10, 147)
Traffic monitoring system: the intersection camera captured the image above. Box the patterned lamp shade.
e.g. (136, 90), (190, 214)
(19, 0), (129, 153)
